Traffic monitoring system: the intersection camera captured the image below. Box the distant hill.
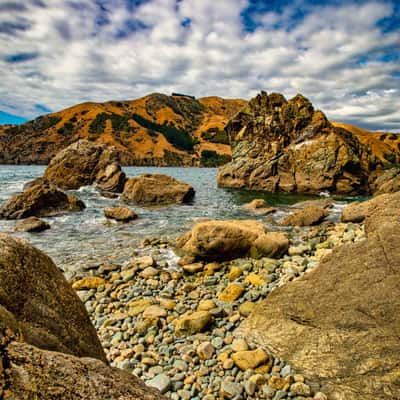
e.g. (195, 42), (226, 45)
(0, 93), (247, 166)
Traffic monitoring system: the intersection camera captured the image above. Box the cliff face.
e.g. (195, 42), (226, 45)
(217, 91), (399, 195)
(0, 94), (246, 166)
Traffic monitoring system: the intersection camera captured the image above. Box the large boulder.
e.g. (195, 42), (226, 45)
(0, 183), (85, 219)
(237, 207), (400, 399)
(44, 139), (121, 190)
(176, 220), (288, 261)
(341, 191), (400, 223)
(121, 174), (195, 206)
(217, 91), (373, 195)
(0, 234), (106, 361)
(95, 162), (126, 193)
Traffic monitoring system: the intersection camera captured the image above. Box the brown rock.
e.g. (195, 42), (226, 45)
(242, 199), (277, 215)
(280, 206), (328, 226)
(72, 276), (106, 290)
(0, 183), (85, 220)
(121, 174), (195, 206)
(104, 206), (138, 222)
(15, 216), (50, 232)
(44, 139), (121, 190)
(174, 311), (213, 336)
(0, 234), (106, 362)
(250, 231), (289, 258)
(231, 348), (269, 370)
(175, 220), (266, 261)
(238, 208), (400, 399)
(218, 284), (245, 302)
(370, 167), (400, 195)
(95, 162), (126, 193)
(1, 340), (166, 400)
(218, 91), (372, 195)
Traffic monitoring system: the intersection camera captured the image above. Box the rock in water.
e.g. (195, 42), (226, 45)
(104, 206), (138, 222)
(95, 162), (126, 193)
(237, 200), (400, 399)
(0, 183), (85, 219)
(176, 220), (288, 261)
(121, 174), (195, 206)
(217, 91), (372, 195)
(280, 206), (329, 226)
(44, 139), (121, 190)
(0, 233), (105, 361)
(15, 216), (50, 232)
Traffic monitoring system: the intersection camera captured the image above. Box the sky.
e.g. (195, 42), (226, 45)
(0, 0), (399, 131)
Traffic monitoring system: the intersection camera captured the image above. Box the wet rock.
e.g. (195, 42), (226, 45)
(0, 183), (85, 219)
(44, 139), (121, 190)
(242, 199), (277, 215)
(15, 216), (50, 232)
(96, 162), (126, 193)
(280, 206), (328, 226)
(104, 206), (137, 222)
(121, 174), (195, 206)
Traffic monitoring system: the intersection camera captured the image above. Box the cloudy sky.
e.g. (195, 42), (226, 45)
(0, 0), (399, 131)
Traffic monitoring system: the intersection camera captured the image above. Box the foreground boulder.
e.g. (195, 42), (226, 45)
(44, 139), (122, 190)
(0, 234), (105, 360)
(280, 205), (329, 226)
(0, 183), (85, 219)
(122, 174), (195, 206)
(0, 234), (166, 400)
(341, 191), (400, 223)
(218, 91), (373, 194)
(15, 216), (50, 232)
(176, 220), (288, 261)
(238, 208), (400, 399)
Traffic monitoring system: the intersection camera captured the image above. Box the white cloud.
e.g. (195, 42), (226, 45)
(0, 0), (399, 131)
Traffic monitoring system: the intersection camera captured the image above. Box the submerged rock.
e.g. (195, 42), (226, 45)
(121, 174), (195, 206)
(44, 139), (121, 190)
(0, 183), (85, 219)
(15, 216), (50, 232)
(217, 91), (373, 195)
(104, 206), (138, 222)
(238, 202), (400, 399)
(176, 220), (288, 261)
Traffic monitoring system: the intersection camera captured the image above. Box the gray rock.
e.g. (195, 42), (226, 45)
(147, 373), (171, 394)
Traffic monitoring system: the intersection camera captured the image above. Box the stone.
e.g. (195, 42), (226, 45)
(370, 167), (400, 195)
(217, 91), (380, 195)
(121, 174), (195, 206)
(96, 162), (126, 193)
(244, 380), (257, 395)
(0, 183), (85, 219)
(174, 311), (213, 336)
(176, 219), (266, 261)
(198, 299), (216, 311)
(197, 341), (215, 360)
(227, 266), (243, 281)
(140, 267), (159, 279)
(44, 139), (121, 190)
(182, 262), (203, 274)
(128, 299), (154, 316)
(250, 232), (289, 259)
(72, 276), (106, 290)
(231, 349), (269, 370)
(231, 338), (248, 352)
(147, 373), (171, 394)
(239, 301), (256, 317)
(143, 305), (167, 319)
(218, 284), (245, 302)
(220, 381), (243, 399)
(242, 199), (277, 215)
(280, 206), (328, 226)
(290, 382), (311, 396)
(0, 234), (106, 361)
(245, 273), (265, 286)
(104, 206), (137, 222)
(314, 392), (328, 400)
(238, 202), (400, 399)
(15, 216), (50, 232)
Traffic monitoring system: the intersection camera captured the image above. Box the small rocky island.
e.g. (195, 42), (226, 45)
(1, 92), (400, 400)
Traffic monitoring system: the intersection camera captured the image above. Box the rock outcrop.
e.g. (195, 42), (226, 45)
(0, 234), (166, 400)
(237, 198), (400, 399)
(0, 234), (105, 361)
(218, 91), (396, 195)
(0, 183), (85, 219)
(121, 174), (195, 206)
(176, 220), (288, 261)
(44, 139), (121, 190)
(369, 167), (400, 195)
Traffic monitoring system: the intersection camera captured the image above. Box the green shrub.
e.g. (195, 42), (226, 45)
(202, 128), (229, 144)
(89, 113), (108, 134)
(57, 122), (74, 135)
(201, 150), (231, 167)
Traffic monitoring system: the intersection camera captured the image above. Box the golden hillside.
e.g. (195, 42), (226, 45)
(0, 93), (246, 166)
